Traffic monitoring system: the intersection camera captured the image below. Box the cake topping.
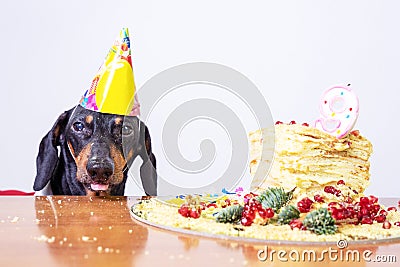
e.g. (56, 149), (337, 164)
(315, 85), (359, 138)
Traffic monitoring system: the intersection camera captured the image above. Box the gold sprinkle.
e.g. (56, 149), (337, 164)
(11, 217), (19, 223)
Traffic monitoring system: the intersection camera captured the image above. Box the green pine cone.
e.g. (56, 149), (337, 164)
(303, 208), (337, 235)
(215, 205), (244, 224)
(278, 205), (300, 225)
(256, 187), (295, 212)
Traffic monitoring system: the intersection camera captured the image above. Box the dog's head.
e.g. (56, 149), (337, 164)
(65, 105), (140, 194)
(34, 105), (156, 196)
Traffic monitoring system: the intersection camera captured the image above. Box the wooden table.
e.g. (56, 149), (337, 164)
(1, 196), (399, 267)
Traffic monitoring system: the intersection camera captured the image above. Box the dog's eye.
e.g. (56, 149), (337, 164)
(73, 122), (85, 132)
(122, 125), (133, 136)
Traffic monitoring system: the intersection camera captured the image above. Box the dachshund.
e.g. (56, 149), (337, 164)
(33, 105), (157, 196)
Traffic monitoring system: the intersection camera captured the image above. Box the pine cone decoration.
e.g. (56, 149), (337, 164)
(256, 187), (295, 212)
(303, 208), (337, 235)
(215, 205), (244, 223)
(277, 205), (300, 225)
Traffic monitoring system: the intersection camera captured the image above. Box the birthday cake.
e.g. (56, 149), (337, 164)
(131, 86), (400, 242)
(249, 123), (373, 201)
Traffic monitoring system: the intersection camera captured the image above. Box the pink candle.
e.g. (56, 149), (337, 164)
(315, 85), (359, 138)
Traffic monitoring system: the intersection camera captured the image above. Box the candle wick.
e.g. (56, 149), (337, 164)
(347, 83), (351, 86)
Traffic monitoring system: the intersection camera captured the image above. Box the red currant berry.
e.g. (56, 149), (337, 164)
(360, 197), (370, 206)
(289, 219), (303, 230)
(360, 208), (369, 216)
(383, 221), (392, 229)
(379, 209), (388, 216)
(388, 206), (397, 212)
(258, 209), (267, 219)
(302, 123), (309, 127)
(361, 216), (373, 225)
(314, 194), (324, 203)
(265, 208), (275, 218)
(394, 222), (400, 227)
(206, 203), (217, 209)
(289, 120), (296, 125)
(178, 204), (189, 217)
(336, 211), (345, 220)
(297, 197), (313, 213)
(275, 121), (283, 125)
(369, 195), (378, 204)
(375, 214), (386, 223)
(189, 208), (201, 219)
(324, 186), (336, 194)
(337, 180), (345, 186)
(246, 210), (256, 221)
(241, 217), (252, 226)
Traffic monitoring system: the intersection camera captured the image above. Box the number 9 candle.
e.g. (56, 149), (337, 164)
(315, 85), (359, 139)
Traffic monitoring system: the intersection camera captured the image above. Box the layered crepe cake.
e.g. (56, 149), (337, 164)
(249, 123), (373, 201)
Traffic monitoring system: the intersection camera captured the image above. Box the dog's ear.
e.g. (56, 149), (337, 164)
(138, 122), (157, 196)
(33, 109), (73, 191)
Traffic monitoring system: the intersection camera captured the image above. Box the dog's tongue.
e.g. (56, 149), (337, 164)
(91, 183), (109, 191)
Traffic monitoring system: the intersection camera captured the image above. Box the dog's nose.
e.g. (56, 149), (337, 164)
(86, 159), (114, 181)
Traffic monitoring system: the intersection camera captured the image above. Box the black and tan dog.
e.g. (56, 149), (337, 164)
(33, 105), (157, 196)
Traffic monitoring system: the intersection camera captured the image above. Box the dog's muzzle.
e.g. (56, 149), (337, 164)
(86, 158), (114, 190)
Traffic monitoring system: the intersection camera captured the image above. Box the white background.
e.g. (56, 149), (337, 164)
(1, 0), (399, 197)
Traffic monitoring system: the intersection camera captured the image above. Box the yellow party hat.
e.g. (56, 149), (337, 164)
(79, 28), (137, 116)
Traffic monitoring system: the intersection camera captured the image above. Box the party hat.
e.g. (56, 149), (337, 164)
(80, 28), (138, 116)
